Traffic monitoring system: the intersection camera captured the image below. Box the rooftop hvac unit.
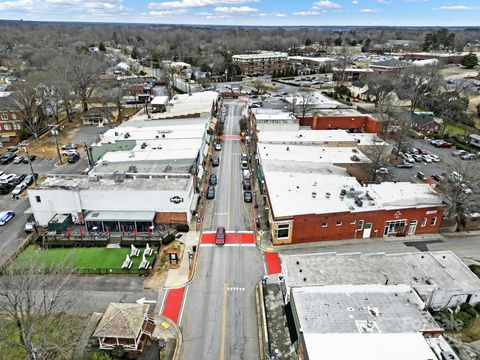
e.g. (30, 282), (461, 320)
(113, 172), (126, 183)
(325, 192), (331, 199)
(88, 175), (99, 182)
(128, 165), (137, 173)
(312, 192), (317, 198)
(355, 197), (363, 207)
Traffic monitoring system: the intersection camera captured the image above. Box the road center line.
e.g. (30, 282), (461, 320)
(220, 281), (228, 360)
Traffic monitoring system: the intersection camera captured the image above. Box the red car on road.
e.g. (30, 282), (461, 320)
(215, 226), (225, 245)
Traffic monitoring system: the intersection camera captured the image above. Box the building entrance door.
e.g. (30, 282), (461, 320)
(408, 220), (417, 235)
(363, 223), (372, 238)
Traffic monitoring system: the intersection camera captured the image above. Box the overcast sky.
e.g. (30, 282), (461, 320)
(0, 0), (479, 26)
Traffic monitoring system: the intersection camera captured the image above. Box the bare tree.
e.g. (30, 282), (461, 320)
(291, 89), (315, 119)
(67, 54), (104, 112)
(365, 72), (395, 108)
(441, 161), (480, 223)
(158, 63), (177, 99)
(97, 84), (125, 124)
(6, 84), (48, 139)
(391, 112), (412, 158)
(252, 78), (269, 95)
(334, 44), (351, 84)
(396, 65), (443, 114)
(0, 255), (80, 360)
(363, 142), (392, 181)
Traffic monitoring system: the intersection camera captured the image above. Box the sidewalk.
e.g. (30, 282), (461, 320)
(152, 315), (182, 360)
(164, 231), (200, 288)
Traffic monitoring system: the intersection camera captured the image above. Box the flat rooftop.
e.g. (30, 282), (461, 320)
(315, 108), (365, 117)
(91, 159), (193, 175)
(257, 129), (357, 145)
(258, 143), (371, 164)
(292, 284), (441, 334)
(36, 174), (191, 192)
(284, 93), (340, 108)
(233, 51), (288, 60)
(252, 109), (296, 121)
(119, 117), (209, 127)
(281, 251), (480, 294)
(303, 333), (437, 360)
(350, 133), (387, 146)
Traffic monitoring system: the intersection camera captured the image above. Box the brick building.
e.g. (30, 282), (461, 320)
(301, 109), (382, 133)
(232, 51), (288, 76)
(0, 93), (23, 147)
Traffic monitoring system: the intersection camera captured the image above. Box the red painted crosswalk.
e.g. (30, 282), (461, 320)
(201, 232), (255, 244)
(264, 252), (282, 274)
(162, 287), (185, 324)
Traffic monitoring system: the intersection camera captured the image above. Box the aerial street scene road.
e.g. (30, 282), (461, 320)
(1, 1), (480, 360)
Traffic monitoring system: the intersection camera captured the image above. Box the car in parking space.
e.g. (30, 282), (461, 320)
(375, 168), (389, 175)
(13, 156), (24, 164)
(68, 153), (80, 163)
(452, 150), (468, 157)
(431, 174), (445, 182)
(241, 160), (249, 169)
(23, 174), (37, 186)
(241, 153), (249, 161)
(0, 173), (16, 183)
(242, 179), (251, 190)
(413, 154), (423, 162)
(402, 154), (415, 163)
(63, 149), (79, 157)
(243, 191), (252, 203)
(211, 156), (220, 167)
(0, 182), (14, 194)
(215, 226), (225, 245)
(0, 210), (15, 225)
(206, 186), (215, 199)
(396, 162), (414, 169)
(461, 153), (476, 160)
(422, 155), (432, 163)
(7, 146), (18, 152)
(430, 139), (453, 148)
(1, 153), (16, 164)
(10, 174), (26, 186)
(215, 143), (222, 151)
(429, 154), (440, 162)
(11, 182), (27, 196)
(209, 174), (217, 186)
(22, 155), (36, 163)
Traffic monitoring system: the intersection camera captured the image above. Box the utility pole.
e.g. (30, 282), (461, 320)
(20, 142), (37, 186)
(50, 125), (62, 165)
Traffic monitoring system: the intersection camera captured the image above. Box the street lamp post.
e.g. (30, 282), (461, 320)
(50, 125), (62, 165)
(19, 142), (37, 186)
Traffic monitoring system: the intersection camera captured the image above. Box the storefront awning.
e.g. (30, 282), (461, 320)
(85, 211), (155, 223)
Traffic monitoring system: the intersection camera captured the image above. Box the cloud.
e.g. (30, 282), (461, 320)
(293, 10), (323, 15)
(352, 0), (359, 3)
(312, 0), (342, 9)
(148, 0), (258, 10)
(359, 8), (382, 12)
(214, 5), (258, 12)
(148, 9), (188, 16)
(437, 5), (478, 10)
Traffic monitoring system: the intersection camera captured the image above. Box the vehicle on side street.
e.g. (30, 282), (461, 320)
(215, 143), (222, 151)
(396, 163), (414, 169)
(241, 153), (249, 161)
(215, 226), (225, 245)
(211, 156), (220, 167)
(461, 153), (476, 160)
(209, 174), (217, 186)
(431, 139), (453, 148)
(241, 160), (248, 169)
(68, 153), (80, 163)
(243, 191), (252, 203)
(206, 186), (215, 199)
(0, 210), (15, 225)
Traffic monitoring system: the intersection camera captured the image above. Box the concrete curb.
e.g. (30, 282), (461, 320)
(167, 317), (183, 360)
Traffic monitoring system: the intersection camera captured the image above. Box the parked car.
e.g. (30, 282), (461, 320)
(461, 153), (476, 160)
(1, 153), (16, 164)
(395, 162), (413, 169)
(241, 153), (249, 161)
(215, 226), (225, 245)
(422, 155), (432, 163)
(452, 150), (468, 157)
(241, 160), (249, 169)
(22, 155), (36, 163)
(242, 179), (251, 190)
(211, 156), (220, 167)
(429, 154), (440, 162)
(13, 156), (24, 164)
(63, 149), (78, 156)
(215, 143), (222, 151)
(0, 174), (16, 183)
(67, 153), (80, 163)
(243, 191), (252, 203)
(7, 146), (18, 152)
(0, 210), (15, 225)
(431, 174), (444, 182)
(62, 143), (78, 150)
(206, 186), (215, 199)
(435, 141), (453, 148)
(0, 183), (14, 194)
(11, 182), (27, 196)
(10, 174), (26, 186)
(209, 174), (217, 186)
(375, 168), (389, 175)
(413, 154), (423, 162)
(23, 174), (38, 186)
(402, 154), (415, 163)
(24, 220), (37, 233)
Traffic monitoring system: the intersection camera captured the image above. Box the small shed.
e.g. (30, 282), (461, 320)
(151, 96), (169, 113)
(82, 110), (113, 126)
(93, 303), (155, 351)
(47, 213), (73, 233)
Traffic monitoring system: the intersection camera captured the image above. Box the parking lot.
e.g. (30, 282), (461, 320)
(386, 137), (479, 184)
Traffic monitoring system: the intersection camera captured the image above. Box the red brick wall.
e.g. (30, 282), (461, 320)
(155, 212), (188, 225)
(301, 115), (382, 133)
(290, 206), (444, 244)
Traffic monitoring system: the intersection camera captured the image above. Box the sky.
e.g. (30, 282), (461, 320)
(0, 0), (479, 26)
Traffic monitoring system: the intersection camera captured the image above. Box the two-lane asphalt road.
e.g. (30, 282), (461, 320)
(180, 101), (264, 360)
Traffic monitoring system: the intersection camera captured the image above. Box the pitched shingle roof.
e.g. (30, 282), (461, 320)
(93, 303), (149, 339)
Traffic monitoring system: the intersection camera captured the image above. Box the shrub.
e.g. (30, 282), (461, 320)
(466, 308), (478, 318)
(469, 264), (480, 278)
(475, 302), (480, 313)
(456, 311), (472, 326)
(111, 346), (125, 360)
(460, 303), (474, 311)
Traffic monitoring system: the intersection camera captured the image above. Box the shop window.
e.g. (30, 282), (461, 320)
(430, 217), (437, 226)
(421, 218), (427, 227)
(357, 220), (364, 230)
(277, 223), (290, 239)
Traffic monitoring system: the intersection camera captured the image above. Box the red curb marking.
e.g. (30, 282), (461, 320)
(162, 287), (185, 324)
(201, 232), (255, 244)
(265, 252), (281, 275)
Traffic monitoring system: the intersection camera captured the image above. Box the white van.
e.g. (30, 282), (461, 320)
(242, 169), (250, 180)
